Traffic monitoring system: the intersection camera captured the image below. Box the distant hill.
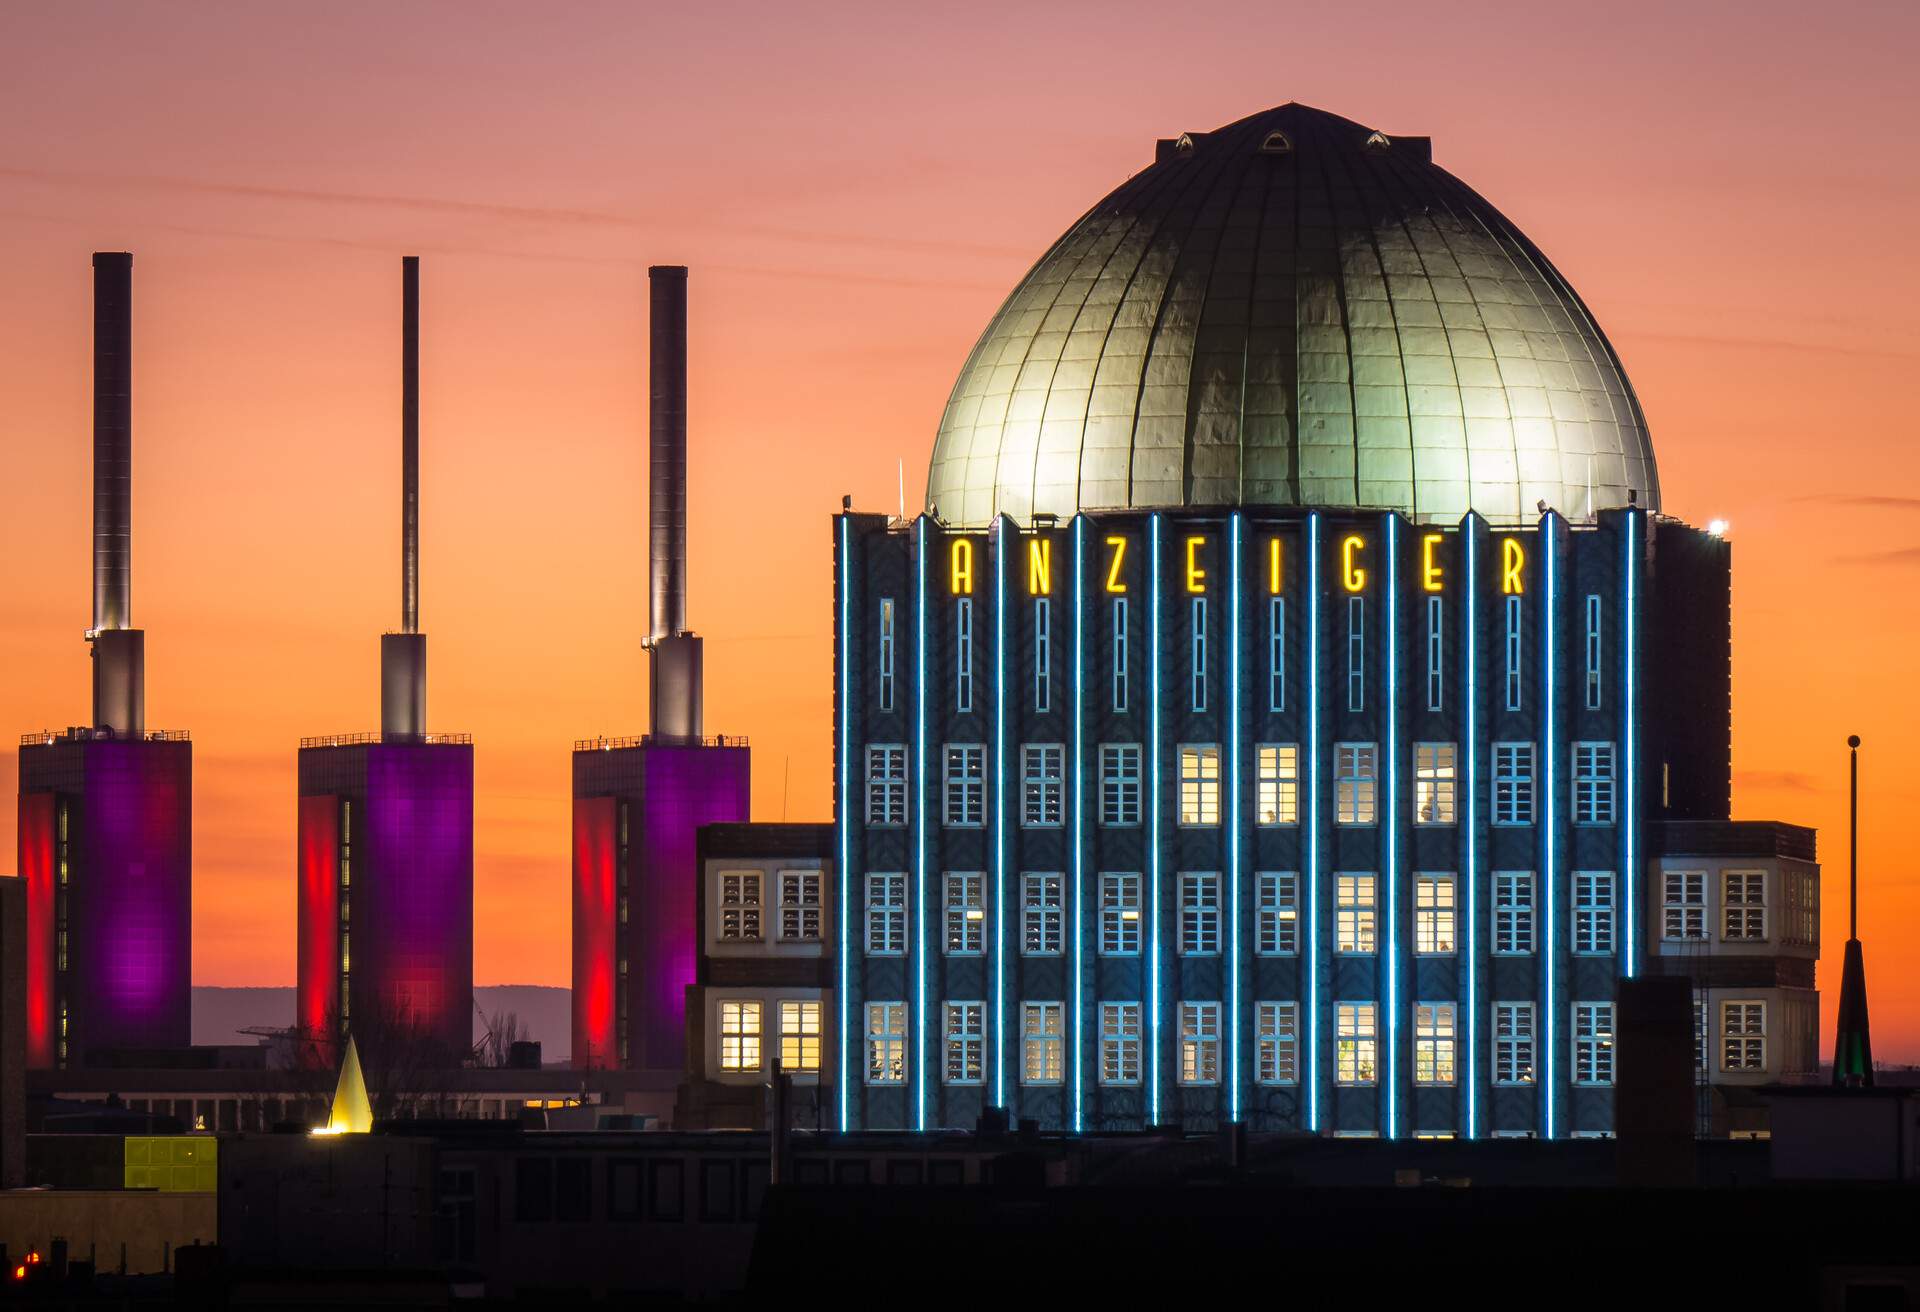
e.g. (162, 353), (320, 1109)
(192, 985), (573, 1063)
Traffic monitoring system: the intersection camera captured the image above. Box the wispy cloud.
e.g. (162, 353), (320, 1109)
(1734, 769), (1823, 795)
(1794, 494), (1920, 511)
(1830, 545), (1920, 566)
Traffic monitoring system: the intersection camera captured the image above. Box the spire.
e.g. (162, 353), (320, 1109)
(320, 1033), (374, 1133)
(1832, 734), (1874, 1086)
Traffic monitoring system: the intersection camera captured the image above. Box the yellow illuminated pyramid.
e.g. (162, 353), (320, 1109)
(319, 1034), (373, 1135)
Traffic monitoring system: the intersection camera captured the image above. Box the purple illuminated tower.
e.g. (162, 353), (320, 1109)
(17, 253), (193, 1068)
(296, 257), (474, 1067)
(573, 267), (749, 1072)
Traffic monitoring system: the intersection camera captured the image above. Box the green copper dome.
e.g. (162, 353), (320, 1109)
(926, 102), (1658, 527)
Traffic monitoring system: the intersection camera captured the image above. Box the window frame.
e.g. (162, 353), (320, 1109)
(1256, 743), (1300, 826)
(1178, 743), (1223, 827)
(864, 872), (906, 957)
(1020, 742), (1065, 828)
(1256, 871), (1299, 956)
(943, 743), (985, 828)
(865, 744), (909, 827)
(943, 871), (985, 956)
(1021, 872), (1064, 956)
(1334, 742), (1378, 826)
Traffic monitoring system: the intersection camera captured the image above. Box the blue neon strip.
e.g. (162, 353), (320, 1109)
(1623, 511), (1637, 979)
(1306, 514), (1322, 1131)
(1073, 517), (1086, 1131)
(1543, 514), (1558, 1140)
(993, 523), (1008, 1107)
(836, 516), (852, 1131)
(913, 517), (929, 1131)
(1148, 513), (1163, 1124)
(1228, 513), (1243, 1122)
(1465, 522), (1479, 1140)
(1384, 514), (1399, 1140)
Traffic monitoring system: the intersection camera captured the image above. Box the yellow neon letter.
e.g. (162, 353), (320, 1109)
(1028, 537), (1051, 596)
(1341, 535), (1367, 592)
(1268, 538), (1284, 594)
(1105, 536), (1128, 593)
(1502, 538), (1526, 595)
(1422, 533), (1445, 592)
(950, 539), (973, 595)
(1185, 537), (1207, 593)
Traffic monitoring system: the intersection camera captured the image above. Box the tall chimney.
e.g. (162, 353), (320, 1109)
(90, 252), (143, 737)
(647, 266), (701, 740)
(381, 256), (427, 739)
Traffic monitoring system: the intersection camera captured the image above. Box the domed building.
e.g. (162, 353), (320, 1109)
(827, 105), (1816, 1142)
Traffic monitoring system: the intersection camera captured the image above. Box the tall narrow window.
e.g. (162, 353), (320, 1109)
(1336, 874), (1376, 953)
(956, 597), (974, 713)
(1179, 745), (1222, 826)
(1574, 872), (1615, 954)
(1022, 1002), (1064, 1084)
(1574, 1002), (1615, 1085)
(1426, 595), (1444, 712)
(1179, 872), (1221, 956)
(1573, 743), (1616, 824)
(1100, 1002), (1142, 1084)
(1021, 744), (1064, 827)
(1723, 871), (1766, 941)
(779, 1000), (822, 1073)
(1413, 743), (1457, 825)
(944, 743), (985, 827)
(1663, 871), (1706, 940)
(944, 872), (984, 955)
(1503, 596), (1522, 712)
(1494, 872), (1535, 955)
(1255, 1001), (1299, 1084)
(1494, 1002), (1535, 1084)
(1112, 597), (1129, 712)
(1100, 873), (1141, 955)
(718, 872), (763, 941)
(1256, 872), (1299, 955)
(1585, 594), (1602, 710)
(1334, 743), (1378, 824)
(1179, 1001), (1222, 1085)
(1722, 1001), (1765, 1071)
(718, 1000), (762, 1072)
(1492, 742), (1534, 825)
(1034, 598), (1051, 713)
(1256, 745), (1299, 825)
(1022, 872), (1063, 955)
(1414, 1003), (1457, 1085)
(866, 1002), (906, 1084)
(1347, 596), (1366, 711)
(778, 871), (822, 941)
(878, 597), (896, 712)
(1191, 597), (1208, 712)
(865, 873), (905, 956)
(1100, 744), (1143, 826)
(1414, 874), (1456, 954)
(944, 1001), (984, 1084)
(1336, 1002), (1377, 1084)
(1269, 596), (1286, 711)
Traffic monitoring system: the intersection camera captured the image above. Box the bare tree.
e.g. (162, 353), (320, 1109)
(477, 1009), (527, 1068)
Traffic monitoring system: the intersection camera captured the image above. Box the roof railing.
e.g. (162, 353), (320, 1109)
(20, 728), (191, 746)
(300, 732), (473, 748)
(573, 733), (749, 752)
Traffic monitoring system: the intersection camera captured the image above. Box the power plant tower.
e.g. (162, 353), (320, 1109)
(572, 266), (749, 1072)
(17, 252), (193, 1068)
(296, 256), (474, 1066)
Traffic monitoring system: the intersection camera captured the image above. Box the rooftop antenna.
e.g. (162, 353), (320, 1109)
(1832, 733), (1874, 1086)
(898, 458), (906, 521)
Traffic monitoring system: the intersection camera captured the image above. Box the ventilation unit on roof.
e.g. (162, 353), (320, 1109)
(1363, 131), (1392, 153)
(1175, 132), (1197, 153)
(1260, 130), (1293, 155)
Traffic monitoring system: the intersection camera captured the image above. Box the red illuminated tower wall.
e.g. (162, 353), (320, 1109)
(572, 741), (749, 1070)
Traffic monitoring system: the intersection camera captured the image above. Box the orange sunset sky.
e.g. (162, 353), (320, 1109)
(2, 2), (1916, 1057)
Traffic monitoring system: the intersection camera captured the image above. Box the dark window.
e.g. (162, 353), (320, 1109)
(437, 1167), (477, 1261)
(885, 1158), (925, 1186)
(648, 1159), (685, 1221)
(833, 1158), (871, 1186)
(793, 1157), (829, 1186)
(740, 1159), (770, 1217)
(608, 1160), (642, 1220)
(515, 1157), (553, 1223)
(928, 1158), (965, 1186)
(556, 1158), (592, 1223)
(701, 1160), (735, 1221)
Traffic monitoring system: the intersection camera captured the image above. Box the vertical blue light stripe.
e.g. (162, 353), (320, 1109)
(1228, 513), (1243, 1121)
(1072, 517), (1087, 1131)
(1384, 514), (1399, 1140)
(1306, 514), (1322, 1132)
(1543, 513), (1558, 1140)
(913, 517), (929, 1131)
(993, 521), (1008, 1107)
(1465, 521), (1479, 1139)
(1623, 510), (1638, 980)
(837, 515), (852, 1131)
(1148, 513), (1163, 1124)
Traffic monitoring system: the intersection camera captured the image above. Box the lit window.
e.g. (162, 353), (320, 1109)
(1256, 744), (1299, 825)
(1100, 744), (1143, 826)
(1692, 1000), (1707, 1077)
(1415, 1003), (1457, 1085)
(865, 745), (908, 826)
(944, 1001), (984, 1085)
(1347, 596), (1366, 711)
(1269, 596), (1286, 711)
(1492, 742), (1534, 825)
(1022, 1001), (1064, 1084)
(1663, 871), (1705, 941)
(1574, 872), (1614, 955)
(718, 1000), (762, 1072)
(1336, 1002), (1377, 1085)
(1426, 595), (1444, 712)
(1034, 598), (1051, 712)
(1255, 1001), (1299, 1084)
(944, 743), (985, 827)
(1336, 874), (1376, 954)
(1179, 745), (1222, 826)
(1112, 597), (1129, 712)
(1100, 873), (1141, 956)
(1723, 871), (1766, 941)
(1573, 742), (1615, 824)
(944, 872), (984, 955)
(1504, 595), (1523, 711)
(956, 597), (974, 713)
(1494, 872), (1535, 955)
(865, 873), (905, 956)
(1180, 1001), (1221, 1085)
(878, 598), (896, 712)
(718, 872), (762, 941)
(1191, 597), (1208, 712)
(1494, 1002), (1536, 1085)
(1574, 1001), (1615, 1085)
(1179, 872), (1221, 956)
(1722, 1000), (1766, 1072)
(1022, 744), (1065, 827)
(1022, 872), (1063, 955)
(1584, 593), (1602, 710)
(778, 871), (822, 942)
(866, 1002), (906, 1084)
(779, 1000), (822, 1073)
(1414, 875), (1456, 955)
(1100, 1002), (1142, 1085)
(1335, 743), (1377, 825)
(1413, 743), (1456, 825)
(1256, 872), (1299, 956)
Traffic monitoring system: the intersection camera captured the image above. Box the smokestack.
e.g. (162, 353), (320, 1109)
(90, 252), (143, 737)
(646, 266), (701, 740)
(382, 256), (426, 739)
